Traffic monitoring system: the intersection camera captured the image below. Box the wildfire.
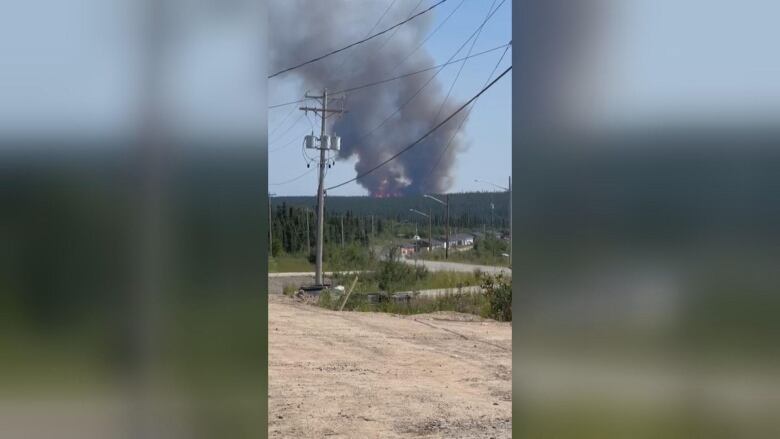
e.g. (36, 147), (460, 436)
(372, 191), (401, 198)
(372, 178), (402, 198)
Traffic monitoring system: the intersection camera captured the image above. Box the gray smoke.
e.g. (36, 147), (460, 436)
(269, 0), (468, 196)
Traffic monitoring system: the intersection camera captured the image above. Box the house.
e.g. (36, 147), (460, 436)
(399, 243), (416, 257)
(447, 233), (475, 248)
(417, 239), (445, 251)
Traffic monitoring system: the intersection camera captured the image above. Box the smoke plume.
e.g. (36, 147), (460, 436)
(269, 0), (468, 196)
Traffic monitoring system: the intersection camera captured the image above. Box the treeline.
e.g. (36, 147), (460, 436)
(270, 203), (388, 257)
(271, 191), (510, 231)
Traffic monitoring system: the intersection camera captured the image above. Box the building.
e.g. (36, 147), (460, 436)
(417, 239), (445, 251)
(399, 243), (416, 257)
(447, 233), (475, 248)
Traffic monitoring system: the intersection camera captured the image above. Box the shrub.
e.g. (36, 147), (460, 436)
(376, 247), (429, 293)
(282, 284), (297, 297)
(318, 290), (334, 309)
(481, 273), (512, 321)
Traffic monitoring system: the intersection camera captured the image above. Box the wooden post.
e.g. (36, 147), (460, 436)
(339, 275), (359, 311)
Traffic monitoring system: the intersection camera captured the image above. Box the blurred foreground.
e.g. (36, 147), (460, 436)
(1, 0), (267, 437)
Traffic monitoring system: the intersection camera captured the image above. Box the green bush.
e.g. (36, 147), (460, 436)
(376, 247), (428, 293)
(481, 273), (512, 321)
(318, 290), (334, 309)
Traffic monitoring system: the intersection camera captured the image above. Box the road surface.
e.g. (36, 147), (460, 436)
(268, 295), (512, 438)
(401, 258), (511, 275)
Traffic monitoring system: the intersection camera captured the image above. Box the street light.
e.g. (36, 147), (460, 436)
(269, 192), (276, 255)
(409, 208), (432, 253)
(474, 177), (512, 267)
(474, 179), (508, 191)
(423, 194), (450, 259)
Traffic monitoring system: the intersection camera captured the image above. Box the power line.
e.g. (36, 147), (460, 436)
(423, 43), (511, 185)
(433, 0), (498, 124)
(334, 0), (426, 91)
(269, 112), (306, 144)
(348, 0), (507, 146)
(268, 0), (448, 79)
(269, 132), (305, 152)
(331, 0), (399, 80)
(340, 44), (509, 95)
(326, 65), (512, 191)
(270, 167), (315, 186)
(268, 104), (296, 136)
(392, 0), (467, 74)
(268, 43), (511, 110)
(366, 0), (400, 36)
(369, 0), (426, 62)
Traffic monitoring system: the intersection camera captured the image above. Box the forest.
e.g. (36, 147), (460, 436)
(269, 191), (511, 260)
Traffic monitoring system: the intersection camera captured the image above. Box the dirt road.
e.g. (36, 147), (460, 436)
(268, 295), (512, 438)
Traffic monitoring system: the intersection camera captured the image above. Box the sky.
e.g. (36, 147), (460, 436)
(267, 0), (513, 196)
(2, 1), (778, 170)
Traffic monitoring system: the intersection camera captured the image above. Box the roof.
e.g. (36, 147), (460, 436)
(451, 233), (475, 241)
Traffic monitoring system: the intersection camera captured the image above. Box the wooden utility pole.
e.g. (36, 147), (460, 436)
(424, 194), (449, 258)
(300, 89), (344, 286)
(305, 208), (310, 256)
(428, 207), (432, 254)
(508, 175), (512, 266)
(445, 194), (449, 259)
(268, 192), (274, 254)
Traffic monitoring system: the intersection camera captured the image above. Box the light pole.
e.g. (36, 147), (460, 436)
(423, 194), (449, 259)
(409, 208), (432, 253)
(269, 192), (276, 255)
(303, 207), (312, 258)
(475, 178), (511, 266)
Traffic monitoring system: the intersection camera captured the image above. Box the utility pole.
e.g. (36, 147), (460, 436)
(268, 192), (275, 255)
(445, 194), (449, 259)
(409, 209), (431, 252)
(474, 178), (511, 267)
(424, 194), (449, 259)
(305, 208), (310, 256)
(429, 207), (432, 255)
(508, 175), (512, 266)
(300, 89), (345, 286)
(341, 216), (344, 247)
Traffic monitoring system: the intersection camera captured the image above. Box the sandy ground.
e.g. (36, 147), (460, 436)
(268, 295), (512, 438)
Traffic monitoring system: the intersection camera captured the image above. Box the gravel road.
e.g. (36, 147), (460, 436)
(268, 295), (512, 438)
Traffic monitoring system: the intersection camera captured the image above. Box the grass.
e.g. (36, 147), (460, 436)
(325, 266), (512, 321)
(320, 290), (492, 318)
(417, 247), (510, 267)
(268, 255), (314, 273)
(331, 270), (480, 295)
(282, 284), (298, 297)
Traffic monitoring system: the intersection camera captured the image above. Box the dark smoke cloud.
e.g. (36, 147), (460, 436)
(269, 0), (468, 196)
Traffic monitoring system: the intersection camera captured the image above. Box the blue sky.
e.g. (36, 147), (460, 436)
(3, 0), (778, 164)
(268, 0), (513, 196)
